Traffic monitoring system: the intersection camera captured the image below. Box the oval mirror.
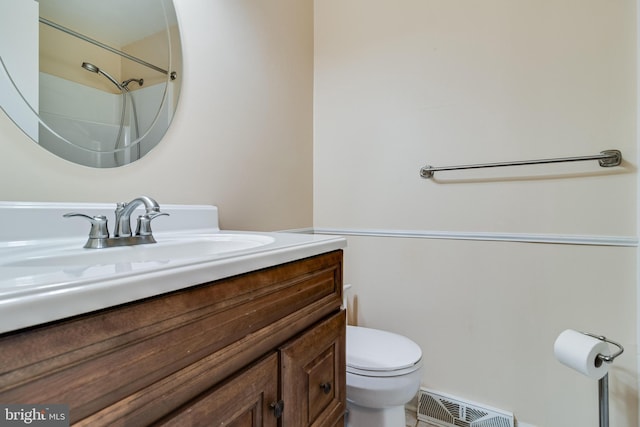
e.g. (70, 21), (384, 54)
(0, 0), (182, 168)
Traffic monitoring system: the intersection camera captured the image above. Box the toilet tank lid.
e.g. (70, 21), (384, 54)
(347, 325), (422, 371)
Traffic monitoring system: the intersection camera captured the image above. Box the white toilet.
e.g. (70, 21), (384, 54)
(345, 325), (423, 427)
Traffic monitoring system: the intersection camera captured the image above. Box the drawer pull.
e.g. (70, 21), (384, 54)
(320, 382), (332, 394)
(270, 400), (285, 418)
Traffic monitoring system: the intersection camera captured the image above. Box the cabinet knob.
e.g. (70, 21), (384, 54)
(270, 400), (284, 419)
(320, 382), (332, 394)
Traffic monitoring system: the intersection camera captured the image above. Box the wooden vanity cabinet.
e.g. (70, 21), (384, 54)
(0, 250), (345, 426)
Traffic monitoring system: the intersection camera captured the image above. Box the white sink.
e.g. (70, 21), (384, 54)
(0, 202), (347, 335)
(2, 234), (275, 267)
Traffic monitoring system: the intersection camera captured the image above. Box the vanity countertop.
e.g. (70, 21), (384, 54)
(0, 202), (346, 334)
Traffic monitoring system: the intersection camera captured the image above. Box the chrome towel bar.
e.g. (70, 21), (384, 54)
(420, 149), (622, 179)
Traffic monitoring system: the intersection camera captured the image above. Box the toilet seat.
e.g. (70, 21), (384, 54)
(346, 325), (423, 377)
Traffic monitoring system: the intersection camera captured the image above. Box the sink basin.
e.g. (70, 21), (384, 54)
(2, 234), (275, 267)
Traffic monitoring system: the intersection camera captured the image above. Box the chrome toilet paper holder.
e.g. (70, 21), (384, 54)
(582, 332), (625, 365)
(581, 332), (625, 427)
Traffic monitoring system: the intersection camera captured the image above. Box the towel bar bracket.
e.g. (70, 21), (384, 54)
(598, 150), (622, 168)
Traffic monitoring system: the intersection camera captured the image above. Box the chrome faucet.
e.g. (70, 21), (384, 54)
(64, 196), (169, 249)
(114, 196), (163, 238)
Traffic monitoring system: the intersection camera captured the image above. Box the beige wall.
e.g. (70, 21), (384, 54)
(0, 0), (314, 231)
(314, 1), (637, 426)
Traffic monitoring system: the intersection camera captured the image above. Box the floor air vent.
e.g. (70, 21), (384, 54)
(417, 388), (514, 427)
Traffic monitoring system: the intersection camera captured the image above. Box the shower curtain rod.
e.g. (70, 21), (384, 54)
(419, 149), (622, 178)
(39, 17), (176, 79)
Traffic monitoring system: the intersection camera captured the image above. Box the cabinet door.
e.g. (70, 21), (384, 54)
(156, 353), (279, 427)
(280, 310), (346, 427)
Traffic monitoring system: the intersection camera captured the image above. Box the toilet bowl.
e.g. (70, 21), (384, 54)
(346, 325), (423, 427)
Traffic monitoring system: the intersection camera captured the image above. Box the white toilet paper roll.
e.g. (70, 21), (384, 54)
(554, 329), (610, 380)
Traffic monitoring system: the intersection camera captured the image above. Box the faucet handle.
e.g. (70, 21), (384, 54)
(63, 213), (110, 240)
(135, 212), (169, 237)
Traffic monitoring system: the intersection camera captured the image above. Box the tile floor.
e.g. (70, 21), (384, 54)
(405, 409), (439, 427)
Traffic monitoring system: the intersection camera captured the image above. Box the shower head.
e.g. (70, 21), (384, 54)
(81, 61), (123, 91)
(81, 62), (99, 73)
